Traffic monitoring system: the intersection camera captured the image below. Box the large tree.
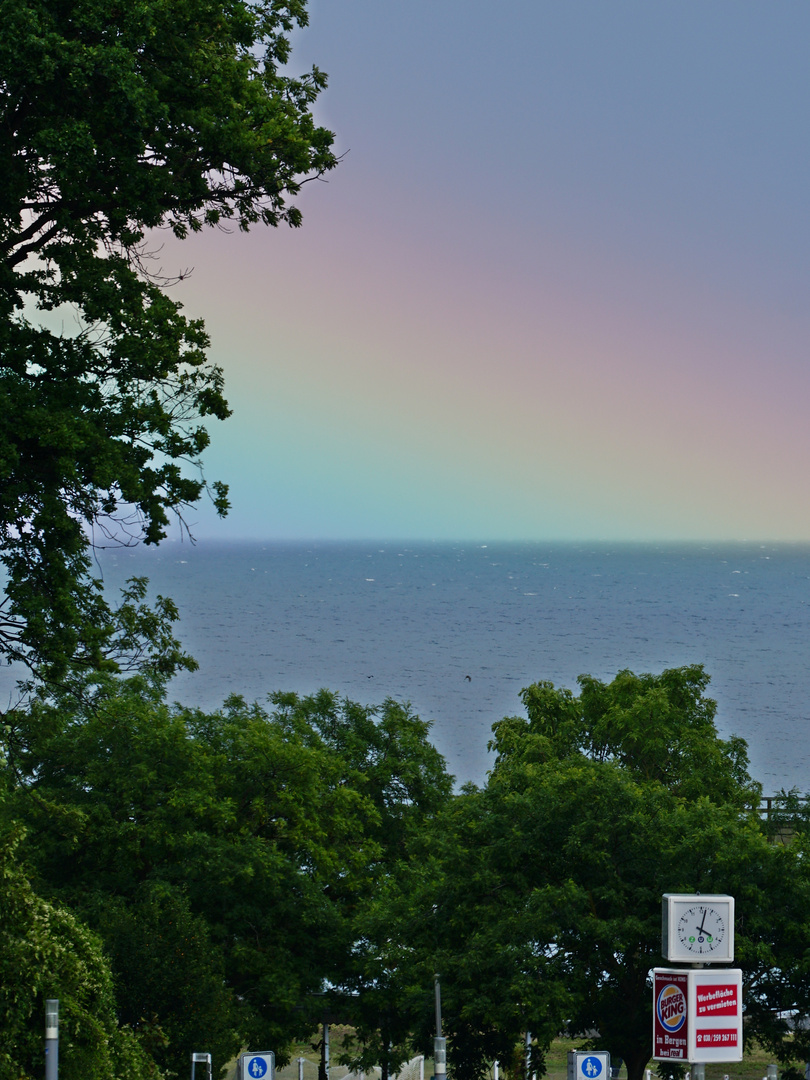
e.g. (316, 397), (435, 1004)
(7, 678), (371, 1072)
(6, 679), (453, 1075)
(0, 0), (337, 679)
(369, 667), (810, 1080)
(0, 821), (158, 1080)
(268, 691), (454, 1080)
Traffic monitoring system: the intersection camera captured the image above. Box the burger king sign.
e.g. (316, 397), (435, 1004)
(653, 972), (688, 1060)
(653, 968), (743, 1063)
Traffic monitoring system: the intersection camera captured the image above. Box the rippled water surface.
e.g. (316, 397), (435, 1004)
(3, 541), (809, 790)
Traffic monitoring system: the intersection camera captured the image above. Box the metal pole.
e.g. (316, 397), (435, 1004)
(524, 1033), (531, 1080)
(433, 974), (446, 1080)
(192, 1053), (212, 1080)
(299, 1058), (305, 1080)
(324, 1023), (330, 1080)
(45, 999), (58, 1080)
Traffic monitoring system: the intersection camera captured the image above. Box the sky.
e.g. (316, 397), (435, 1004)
(165, 1), (810, 542)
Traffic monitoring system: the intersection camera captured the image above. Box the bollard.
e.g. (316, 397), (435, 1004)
(45, 999), (58, 1080)
(434, 1039), (447, 1080)
(434, 975), (446, 1080)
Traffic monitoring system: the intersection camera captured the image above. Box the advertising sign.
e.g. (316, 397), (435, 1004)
(653, 970), (689, 1060)
(689, 969), (742, 1062)
(652, 969), (742, 1063)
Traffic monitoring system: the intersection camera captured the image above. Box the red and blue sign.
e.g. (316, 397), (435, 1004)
(653, 966), (742, 1063)
(653, 971), (689, 1060)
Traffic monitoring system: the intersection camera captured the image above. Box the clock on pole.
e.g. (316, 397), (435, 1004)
(662, 894), (734, 964)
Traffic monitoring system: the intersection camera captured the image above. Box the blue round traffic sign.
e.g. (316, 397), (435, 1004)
(247, 1059), (268, 1079)
(581, 1058), (603, 1078)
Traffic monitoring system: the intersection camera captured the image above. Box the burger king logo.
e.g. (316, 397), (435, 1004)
(657, 983), (686, 1032)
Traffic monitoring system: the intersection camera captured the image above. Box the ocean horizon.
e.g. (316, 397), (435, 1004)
(2, 538), (809, 792)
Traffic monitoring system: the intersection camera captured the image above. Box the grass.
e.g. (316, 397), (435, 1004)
(233, 1033), (797, 1080)
(542, 1038), (787, 1080)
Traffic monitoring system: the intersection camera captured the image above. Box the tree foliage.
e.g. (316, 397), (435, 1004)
(6, 679), (452, 1076)
(270, 691), (454, 1080)
(364, 666), (810, 1080)
(0, 823), (158, 1080)
(0, 0), (337, 678)
(9, 658), (810, 1080)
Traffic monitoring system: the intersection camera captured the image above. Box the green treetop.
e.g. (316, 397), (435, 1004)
(368, 666), (810, 1080)
(0, 0), (337, 679)
(6, 679), (453, 1075)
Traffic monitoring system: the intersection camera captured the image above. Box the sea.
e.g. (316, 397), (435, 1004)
(2, 540), (809, 793)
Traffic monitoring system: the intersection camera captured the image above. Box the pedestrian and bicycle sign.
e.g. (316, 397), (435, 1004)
(238, 1052), (275, 1080)
(568, 1052), (610, 1080)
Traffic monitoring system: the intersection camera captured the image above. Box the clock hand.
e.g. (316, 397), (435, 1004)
(697, 909), (709, 937)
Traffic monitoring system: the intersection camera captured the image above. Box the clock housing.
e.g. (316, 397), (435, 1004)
(662, 894), (734, 964)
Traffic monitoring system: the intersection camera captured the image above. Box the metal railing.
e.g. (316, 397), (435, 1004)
(756, 794), (809, 819)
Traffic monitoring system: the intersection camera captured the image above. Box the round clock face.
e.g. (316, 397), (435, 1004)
(676, 904), (727, 955)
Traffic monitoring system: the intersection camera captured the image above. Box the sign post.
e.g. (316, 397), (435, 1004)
(191, 1053), (212, 1080)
